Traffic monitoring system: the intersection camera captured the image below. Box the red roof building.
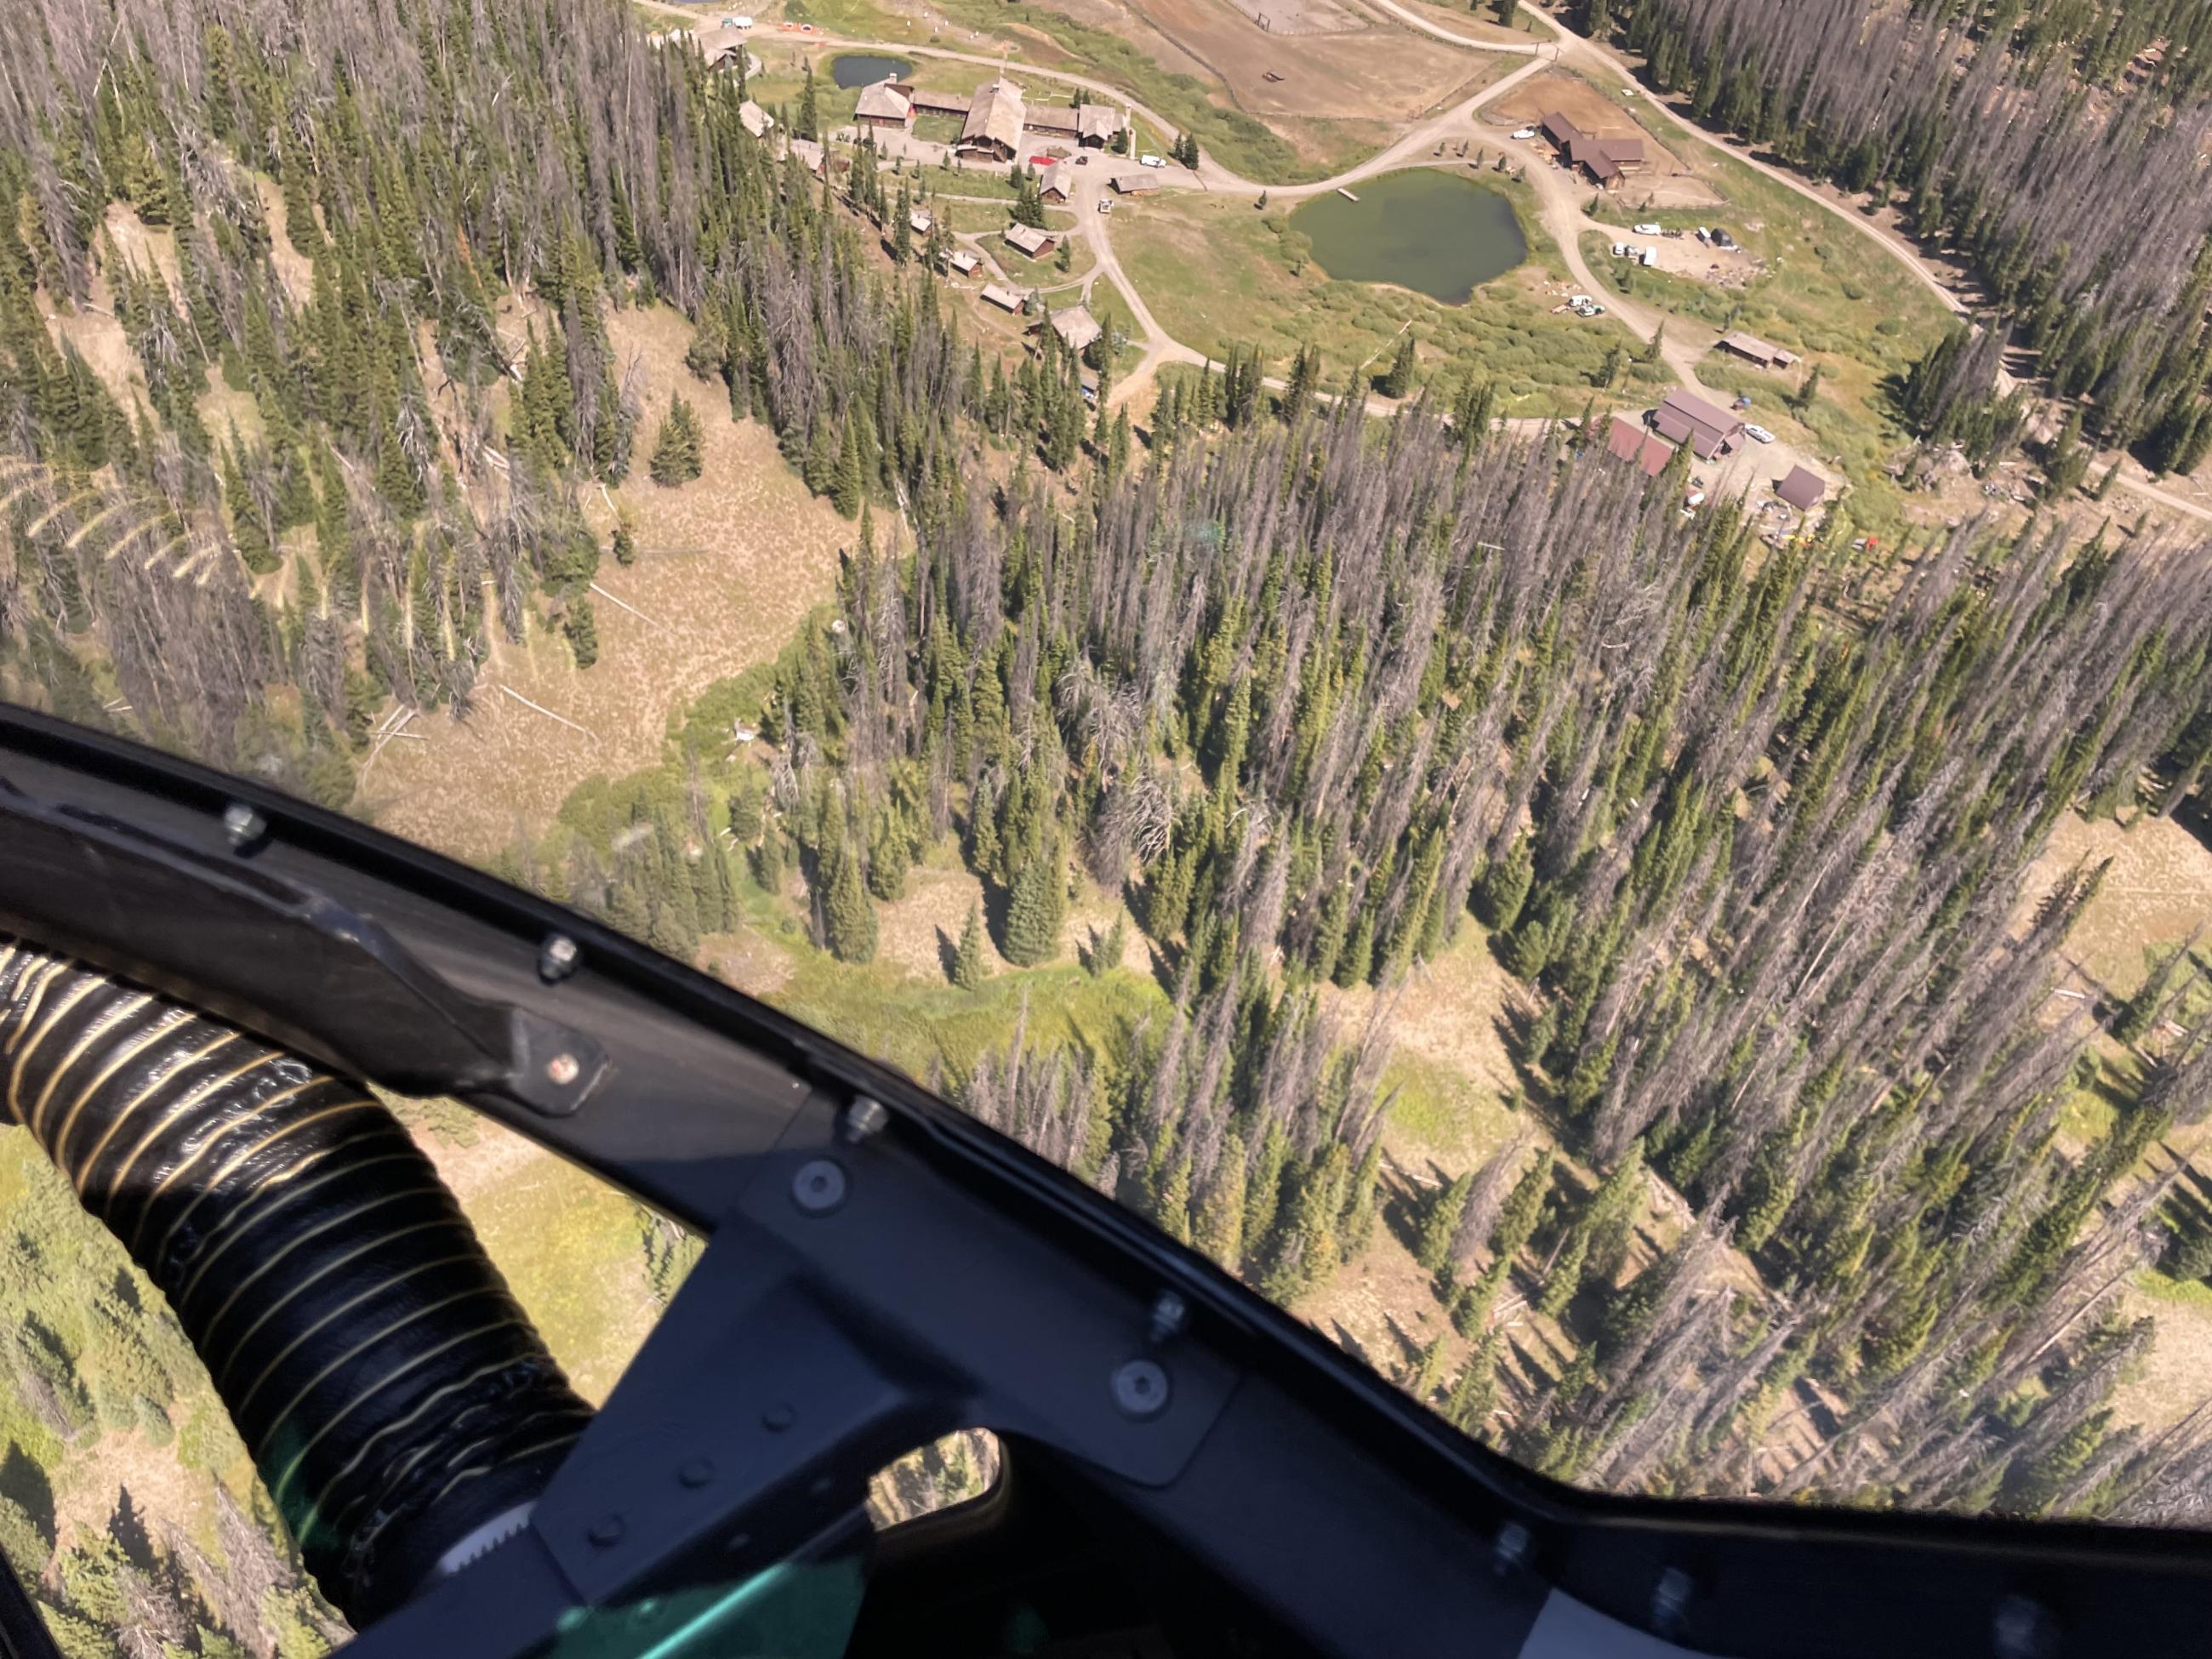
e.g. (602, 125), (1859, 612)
(1605, 413), (1675, 478)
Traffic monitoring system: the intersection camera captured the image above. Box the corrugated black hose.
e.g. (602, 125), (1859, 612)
(0, 935), (596, 1625)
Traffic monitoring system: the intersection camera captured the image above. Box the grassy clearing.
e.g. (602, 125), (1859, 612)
(459, 1143), (664, 1402)
(1117, 170), (1652, 416)
(1085, 276), (1149, 374)
(912, 160), (1028, 201)
(933, 197), (1074, 232)
(997, 235), (1095, 284)
(781, 0), (920, 37)
(2135, 1268), (2212, 1310)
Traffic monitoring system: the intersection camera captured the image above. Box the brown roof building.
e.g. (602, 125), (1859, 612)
(1039, 305), (1103, 355)
(1606, 413), (1676, 478)
(948, 249), (980, 275)
(1038, 161), (1075, 203)
(1025, 105), (1082, 137)
(854, 78), (914, 128)
(979, 282), (1026, 312)
(960, 77), (1026, 161)
(1540, 111), (1648, 190)
(910, 88), (972, 116)
(1652, 387), (1744, 459)
(1110, 173), (1160, 195)
(690, 25), (751, 67)
(1004, 221), (1056, 259)
(738, 100), (775, 139)
(1776, 465), (1827, 511)
(1078, 105), (1126, 146)
(1716, 330), (1799, 369)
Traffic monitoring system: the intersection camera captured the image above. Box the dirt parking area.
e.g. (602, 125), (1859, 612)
(1636, 231), (1754, 282)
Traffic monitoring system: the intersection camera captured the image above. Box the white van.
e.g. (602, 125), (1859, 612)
(1633, 221), (1662, 235)
(1139, 154), (1166, 168)
(1641, 248), (1658, 266)
(1510, 128), (1537, 140)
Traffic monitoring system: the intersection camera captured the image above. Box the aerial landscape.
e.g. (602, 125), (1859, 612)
(3, 0), (2212, 1648)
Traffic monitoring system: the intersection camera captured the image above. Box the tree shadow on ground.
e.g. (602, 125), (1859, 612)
(935, 924), (959, 983)
(1378, 1160), (1439, 1258)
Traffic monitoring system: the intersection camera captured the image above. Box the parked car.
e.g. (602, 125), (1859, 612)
(1097, 198), (1114, 214)
(1569, 293), (1594, 307)
(1611, 242), (1629, 257)
(1075, 155), (1090, 166)
(1510, 127), (1537, 140)
(1633, 221), (1662, 235)
(1745, 424), (1776, 444)
(1641, 248), (1659, 266)
(1139, 153), (1166, 168)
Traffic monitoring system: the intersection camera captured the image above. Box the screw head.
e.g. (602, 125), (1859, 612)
(1110, 1357), (1170, 1419)
(539, 933), (581, 982)
(1650, 1567), (1695, 1640)
(761, 1402), (795, 1432)
(838, 1096), (889, 1143)
(1146, 1290), (1189, 1346)
(588, 1514), (625, 1548)
(1492, 1521), (1533, 1576)
(1993, 1594), (2059, 1659)
(222, 803), (266, 849)
(791, 1158), (847, 1214)
(545, 1052), (581, 1086)
(678, 1456), (715, 1488)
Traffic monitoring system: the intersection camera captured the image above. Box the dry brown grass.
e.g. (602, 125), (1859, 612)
(2029, 812), (2212, 999)
(359, 301), (858, 860)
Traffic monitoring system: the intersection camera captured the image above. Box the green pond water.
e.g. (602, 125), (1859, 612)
(1290, 170), (1529, 304)
(831, 54), (913, 88)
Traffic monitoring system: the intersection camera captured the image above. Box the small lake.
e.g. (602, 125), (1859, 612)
(1289, 170), (1529, 305)
(830, 54), (912, 88)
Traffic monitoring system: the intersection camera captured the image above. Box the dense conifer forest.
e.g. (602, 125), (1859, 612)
(3, 0), (2212, 1650)
(1590, 0), (2212, 474)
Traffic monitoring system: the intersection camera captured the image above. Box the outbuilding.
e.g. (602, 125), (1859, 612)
(1776, 465), (1827, 511)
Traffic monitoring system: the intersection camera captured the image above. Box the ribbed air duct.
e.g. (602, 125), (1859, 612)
(0, 936), (593, 1623)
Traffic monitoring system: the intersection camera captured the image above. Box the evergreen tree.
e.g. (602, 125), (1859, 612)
(1001, 847), (1066, 966)
(797, 62), (820, 140)
(832, 416), (865, 517)
(824, 845), (879, 964)
(1445, 1330), (1499, 1431)
(2115, 940), (2196, 1046)
(1417, 1172), (1474, 1274)
(953, 901), (989, 989)
(649, 392), (703, 486)
(1377, 332), (1417, 399)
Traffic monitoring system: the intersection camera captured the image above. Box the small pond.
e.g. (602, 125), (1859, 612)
(830, 54), (913, 88)
(1288, 169), (1529, 305)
